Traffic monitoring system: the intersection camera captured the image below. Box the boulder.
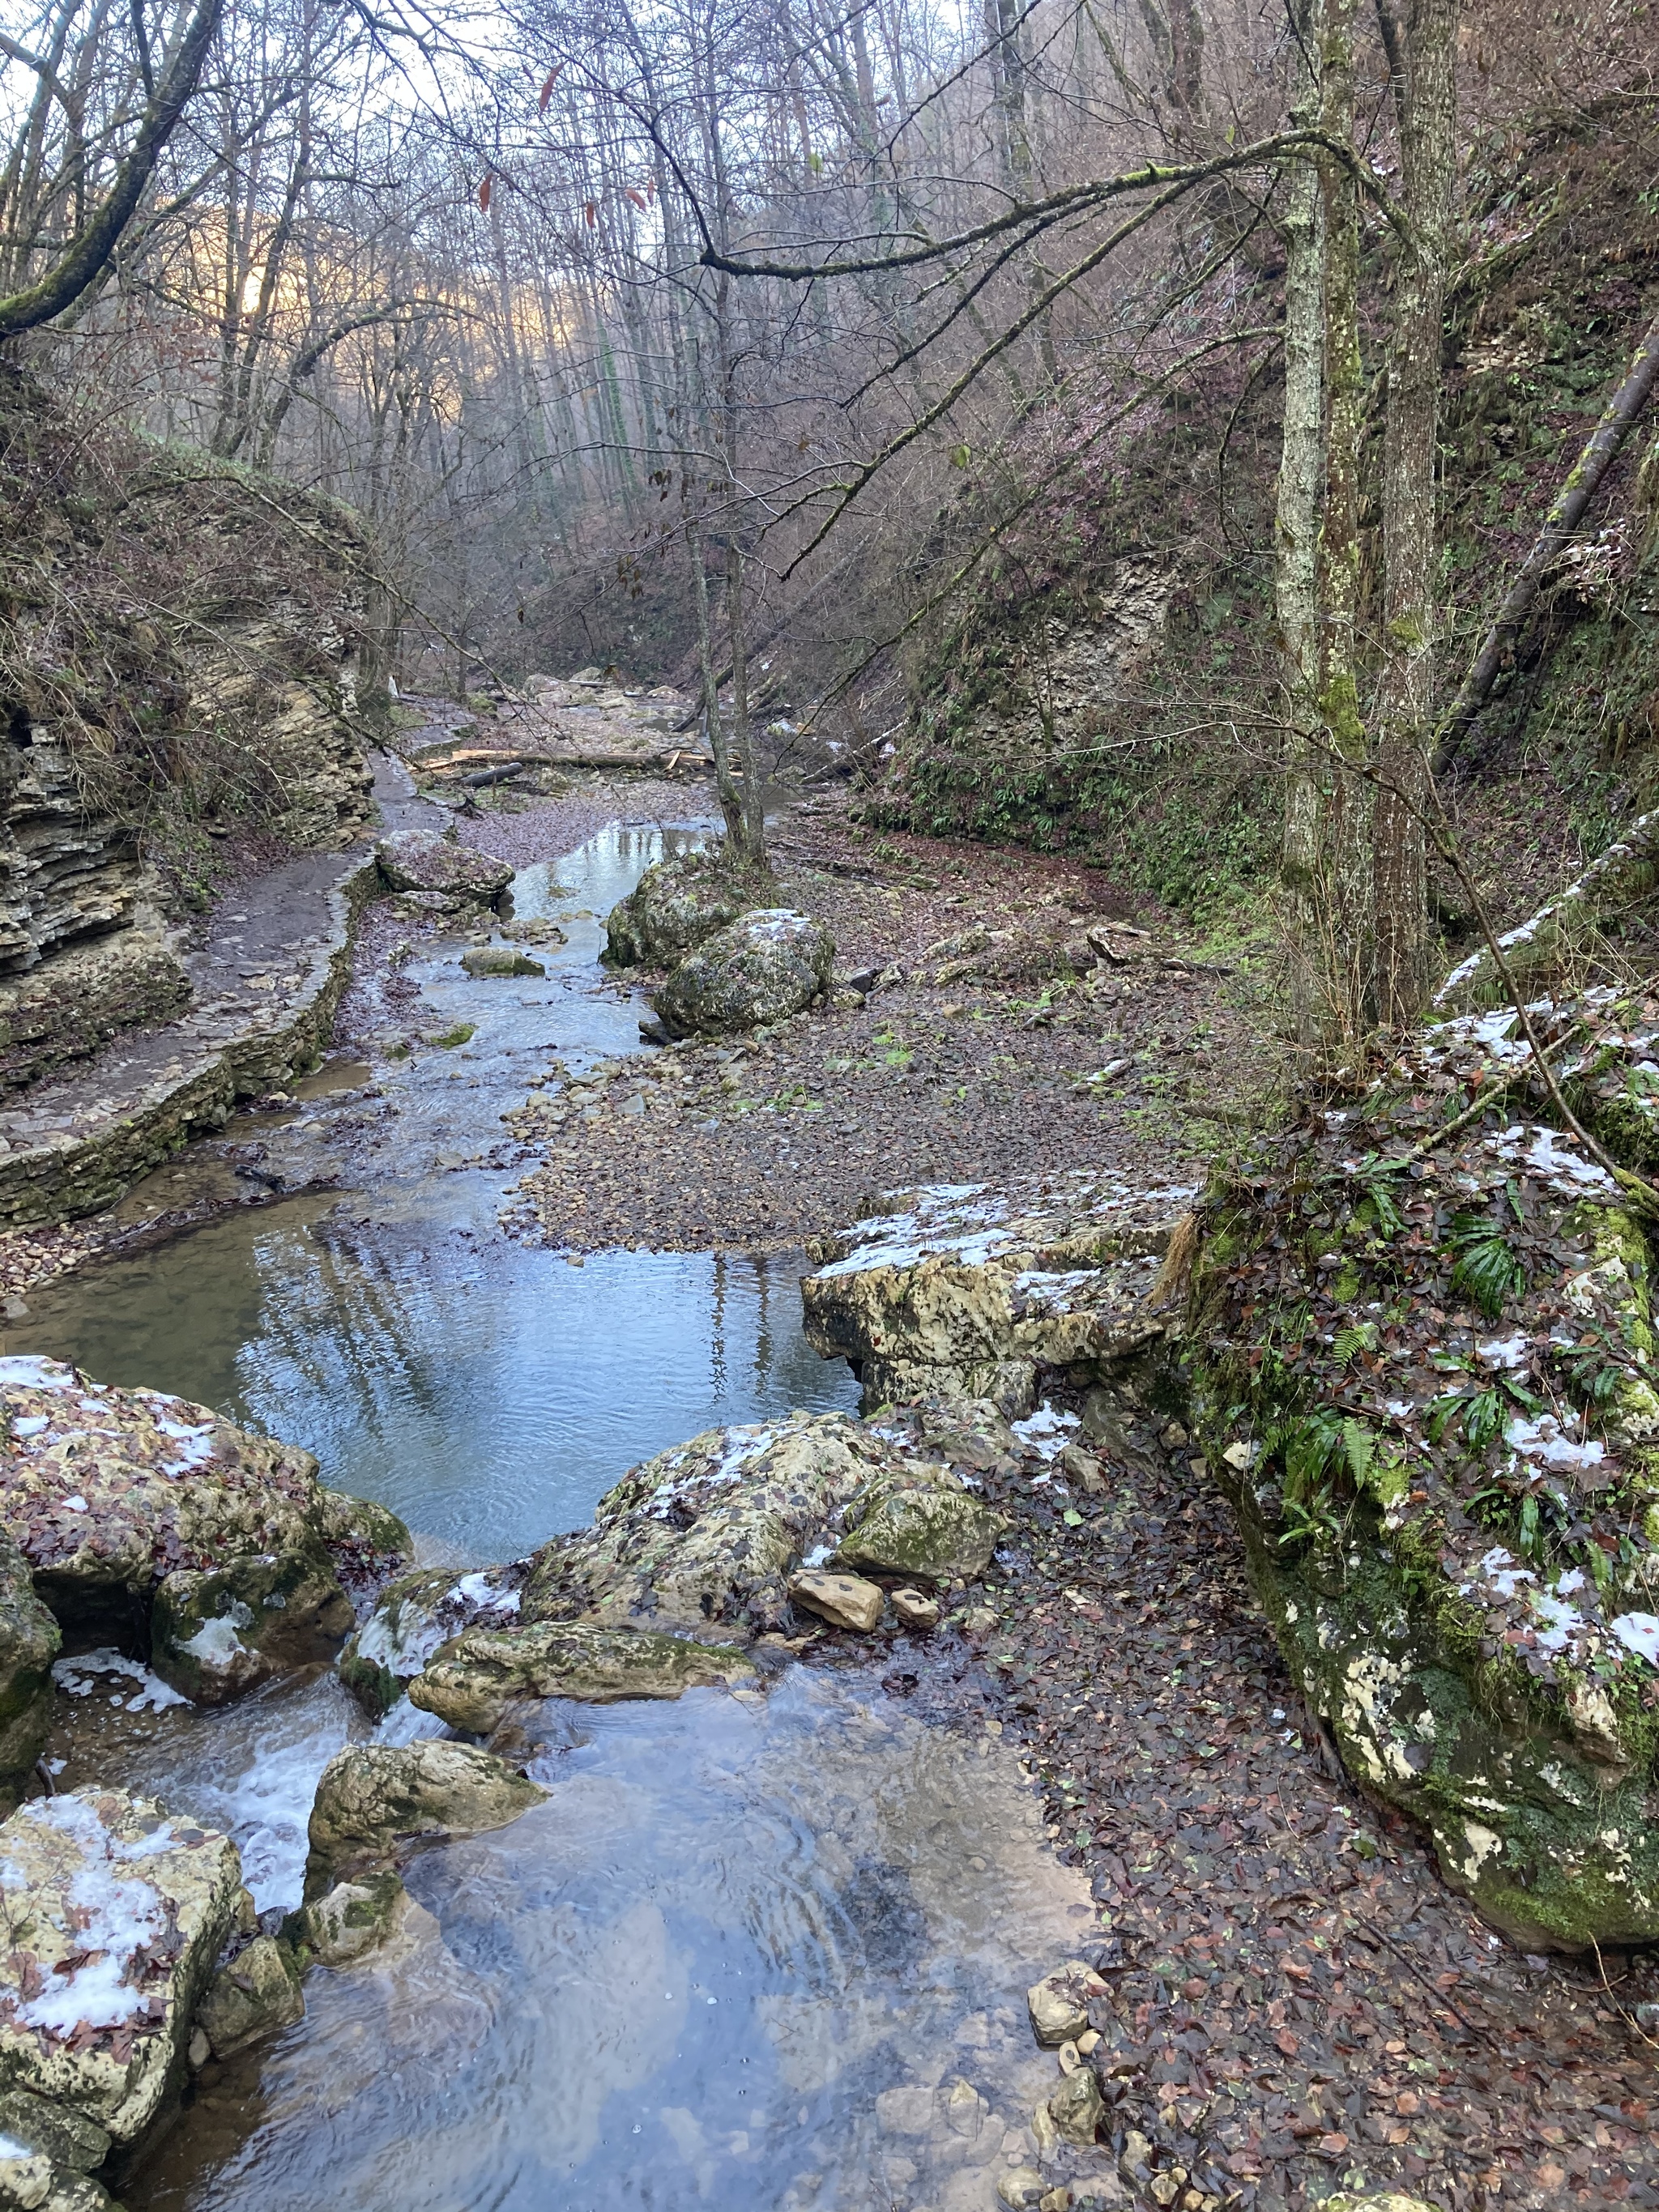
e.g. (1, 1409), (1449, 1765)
(0, 1530), (58, 1812)
(651, 910), (834, 1037)
(802, 1176), (1192, 1410)
(407, 1621), (753, 1733)
(304, 1741), (545, 1900)
(376, 830), (512, 904)
(300, 1873), (412, 1966)
(150, 1551), (353, 1706)
(0, 1791), (241, 2149)
(0, 1359), (402, 1707)
(460, 947), (544, 978)
(1047, 2063), (1106, 2146)
(1186, 1006), (1659, 1948)
(0, 2091), (108, 2177)
(194, 1935), (304, 2058)
(603, 851), (752, 969)
(1027, 1961), (1107, 2046)
(834, 1482), (1005, 1581)
(787, 1570), (884, 1632)
(339, 1563), (526, 1718)
(520, 1413), (925, 1635)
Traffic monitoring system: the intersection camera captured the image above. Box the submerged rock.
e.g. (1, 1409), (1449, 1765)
(460, 946), (544, 978)
(408, 1621), (753, 1733)
(1047, 2061), (1106, 2146)
(603, 851), (752, 969)
(0, 1529), (59, 1810)
(518, 1410), (988, 1636)
(0, 1791), (241, 2150)
(300, 1873), (413, 1966)
(304, 1741), (545, 1899)
(803, 1174), (1192, 1411)
(1187, 1013), (1659, 1948)
(339, 1562), (526, 1718)
(0, 1357), (405, 1733)
(194, 1935), (305, 2058)
(651, 910), (834, 1037)
(376, 830), (512, 904)
(150, 1551), (353, 1706)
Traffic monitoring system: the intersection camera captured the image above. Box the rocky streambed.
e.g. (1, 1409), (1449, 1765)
(4, 785), (1659, 2212)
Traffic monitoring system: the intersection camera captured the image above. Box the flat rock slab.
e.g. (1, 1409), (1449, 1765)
(0, 1790), (241, 2149)
(408, 1621), (754, 1732)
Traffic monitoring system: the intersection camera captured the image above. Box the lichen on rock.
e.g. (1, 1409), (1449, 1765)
(408, 1620), (754, 1733)
(650, 909), (834, 1037)
(0, 1789), (241, 2150)
(602, 850), (753, 969)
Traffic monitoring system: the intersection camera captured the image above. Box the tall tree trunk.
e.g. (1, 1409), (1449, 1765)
(1276, 0), (1326, 1043)
(1314, 0), (1371, 1048)
(1371, 0), (1458, 1026)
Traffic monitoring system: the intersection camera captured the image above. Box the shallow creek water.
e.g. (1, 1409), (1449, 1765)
(14, 820), (1094, 2212)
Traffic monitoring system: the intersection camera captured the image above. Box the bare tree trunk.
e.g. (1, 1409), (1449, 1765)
(1371, 0), (1458, 1027)
(1432, 302), (1659, 774)
(1314, 0), (1371, 1048)
(1276, 0), (1325, 1043)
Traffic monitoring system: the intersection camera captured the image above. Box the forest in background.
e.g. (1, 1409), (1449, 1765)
(0, 0), (1655, 1041)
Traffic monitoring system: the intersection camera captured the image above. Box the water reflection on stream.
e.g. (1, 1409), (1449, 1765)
(15, 816), (1091, 2212)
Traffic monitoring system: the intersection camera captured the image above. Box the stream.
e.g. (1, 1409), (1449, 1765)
(11, 817), (1094, 2212)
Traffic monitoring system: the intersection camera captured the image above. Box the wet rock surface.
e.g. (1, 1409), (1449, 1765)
(652, 908), (835, 1037)
(303, 1740), (545, 1899)
(0, 1790), (241, 2153)
(339, 1562), (525, 1718)
(407, 1620), (755, 1732)
(0, 1528), (59, 1807)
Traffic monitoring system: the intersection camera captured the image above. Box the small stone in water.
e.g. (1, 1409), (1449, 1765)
(998, 2169), (1046, 2210)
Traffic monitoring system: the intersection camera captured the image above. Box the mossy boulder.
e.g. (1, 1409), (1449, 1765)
(802, 1175), (1188, 1410)
(834, 1479), (1006, 1580)
(299, 1873), (412, 1966)
(407, 1621), (754, 1733)
(194, 1935), (305, 2058)
(151, 1549), (353, 1705)
(0, 1358), (403, 1715)
(0, 1528), (58, 1812)
(651, 910), (834, 1037)
(338, 1563), (526, 1717)
(603, 850), (752, 968)
(304, 1741), (544, 1900)
(1185, 1014), (1659, 1948)
(522, 1412), (928, 1634)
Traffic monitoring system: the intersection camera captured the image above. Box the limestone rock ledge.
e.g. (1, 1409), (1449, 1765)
(802, 1172), (1196, 1413)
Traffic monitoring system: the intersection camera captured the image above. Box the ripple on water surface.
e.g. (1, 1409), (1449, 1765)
(124, 1672), (1089, 2212)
